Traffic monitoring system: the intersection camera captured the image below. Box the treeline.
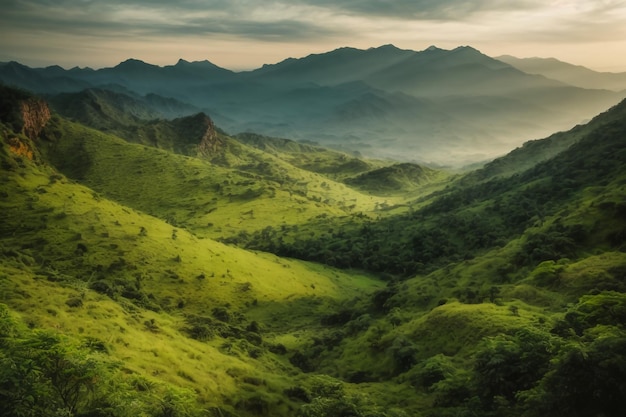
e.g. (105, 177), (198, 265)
(228, 177), (590, 276)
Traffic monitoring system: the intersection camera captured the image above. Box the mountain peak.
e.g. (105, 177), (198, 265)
(5, 61), (29, 69)
(424, 45), (442, 52)
(452, 45), (482, 54)
(119, 58), (147, 65)
(115, 58), (156, 70)
(373, 44), (401, 51)
(172, 58), (230, 74)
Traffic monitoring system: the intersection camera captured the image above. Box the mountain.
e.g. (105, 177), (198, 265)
(344, 162), (444, 195)
(0, 61), (91, 93)
(234, 43), (621, 164)
(1, 86), (626, 417)
(498, 55), (626, 91)
(84, 58), (236, 96)
(2, 45), (624, 166)
(460, 98), (626, 183)
(247, 44), (416, 86)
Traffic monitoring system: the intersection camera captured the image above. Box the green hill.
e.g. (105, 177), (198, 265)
(234, 132), (378, 180)
(0, 93), (385, 417)
(1, 86), (626, 417)
(344, 162), (446, 195)
(38, 115), (386, 241)
(48, 88), (200, 130)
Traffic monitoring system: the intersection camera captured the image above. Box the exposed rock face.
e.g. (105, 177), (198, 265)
(196, 114), (224, 157)
(20, 98), (51, 140)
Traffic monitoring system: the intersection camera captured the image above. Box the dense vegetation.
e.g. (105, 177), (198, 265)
(1, 84), (626, 416)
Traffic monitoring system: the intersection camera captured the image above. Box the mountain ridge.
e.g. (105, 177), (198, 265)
(1, 45), (624, 166)
(498, 54), (626, 91)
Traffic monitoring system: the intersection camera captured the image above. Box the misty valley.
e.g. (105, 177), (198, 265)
(1, 46), (626, 417)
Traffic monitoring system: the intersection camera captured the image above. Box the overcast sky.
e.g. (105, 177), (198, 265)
(1, 0), (626, 71)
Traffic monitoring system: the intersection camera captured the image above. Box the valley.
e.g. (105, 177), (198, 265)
(1, 49), (626, 417)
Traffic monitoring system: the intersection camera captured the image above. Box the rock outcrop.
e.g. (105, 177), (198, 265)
(196, 114), (224, 157)
(20, 98), (51, 140)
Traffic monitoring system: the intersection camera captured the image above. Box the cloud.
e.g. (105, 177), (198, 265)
(483, 0), (626, 43)
(0, 0), (343, 42)
(3, 0), (625, 43)
(285, 0), (544, 20)
(1, 0), (626, 71)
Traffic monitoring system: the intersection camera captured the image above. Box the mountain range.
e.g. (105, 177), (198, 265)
(2, 44), (625, 166)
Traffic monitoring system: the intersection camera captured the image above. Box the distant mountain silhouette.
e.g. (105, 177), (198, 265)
(498, 55), (626, 92)
(1, 45), (623, 165)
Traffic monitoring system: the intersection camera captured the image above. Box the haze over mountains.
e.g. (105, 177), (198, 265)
(2, 44), (625, 166)
(497, 55), (626, 92)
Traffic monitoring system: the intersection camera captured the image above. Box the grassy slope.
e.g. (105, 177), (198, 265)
(0, 126), (386, 415)
(461, 99), (626, 183)
(40, 117), (392, 240)
(234, 132), (381, 179)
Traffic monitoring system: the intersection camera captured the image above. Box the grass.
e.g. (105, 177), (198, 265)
(0, 130), (386, 415)
(42, 119), (394, 240)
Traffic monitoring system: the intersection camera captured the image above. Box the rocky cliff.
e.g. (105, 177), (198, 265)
(196, 114), (224, 157)
(20, 98), (51, 140)
(0, 87), (51, 162)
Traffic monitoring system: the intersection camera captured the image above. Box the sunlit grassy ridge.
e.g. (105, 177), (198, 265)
(0, 124), (387, 415)
(40, 117), (396, 241)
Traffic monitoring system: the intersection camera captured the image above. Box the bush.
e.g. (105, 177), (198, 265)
(411, 354), (455, 389)
(387, 336), (418, 375)
(528, 334), (626, 417)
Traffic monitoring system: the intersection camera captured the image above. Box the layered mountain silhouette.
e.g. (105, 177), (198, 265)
(1, 45), (624, 165)
(498, 55), (626, 92)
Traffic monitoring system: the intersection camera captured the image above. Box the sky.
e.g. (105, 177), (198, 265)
(1, 0), (626, 72)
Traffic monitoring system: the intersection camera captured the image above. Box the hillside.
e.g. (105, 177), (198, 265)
(234, 132), (380, 179)
(1, 86), (626, 417)
(460, 97), (626, 183)
(0, 89), (387, 417)
(234, 97), (626, 416)
(48, 88), (200, 128)
(39, 115), (390, 241)
(344, 163), (444, 195)
(240, 98), (626, 275)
